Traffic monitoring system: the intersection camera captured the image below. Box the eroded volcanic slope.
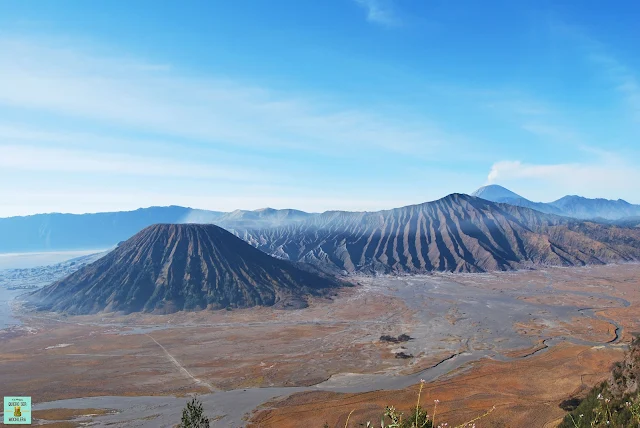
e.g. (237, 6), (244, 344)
(27, 224), (341, 314)
(234, 194), (640, 274)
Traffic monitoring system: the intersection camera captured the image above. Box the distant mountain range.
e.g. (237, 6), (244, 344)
(0, 206), (215, 253)
(236, 193), (640, 274)
(12, 188), (640, 318)
(26, 224), (342, 314)
(472, 185), (640, 220)
(16, 193), (640, 318)
(2, 188), (640, 276)
(0, 206), (310, 253)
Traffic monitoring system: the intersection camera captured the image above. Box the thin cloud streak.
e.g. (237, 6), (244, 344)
(0, 145), (273, 182)
(353, 0), (400, 27)
(486, 159), (640, 202)
(0, 38), (453, 158)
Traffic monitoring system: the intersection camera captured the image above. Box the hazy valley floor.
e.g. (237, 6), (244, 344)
(1, 264), (639, 427)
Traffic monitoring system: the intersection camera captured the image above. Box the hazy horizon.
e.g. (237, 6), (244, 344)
(1, 183), (639, 218)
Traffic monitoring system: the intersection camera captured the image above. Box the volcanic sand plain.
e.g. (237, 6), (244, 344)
(1, 263), (639, 427)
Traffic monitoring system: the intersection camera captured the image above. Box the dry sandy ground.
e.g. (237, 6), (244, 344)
(249, 343), (621, 428)
(249, 264), (640, 427)
(0, 264), (638, 427)
(0, 285), (414, 401)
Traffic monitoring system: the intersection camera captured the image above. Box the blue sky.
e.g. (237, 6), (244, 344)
(0, 0), (639, 216)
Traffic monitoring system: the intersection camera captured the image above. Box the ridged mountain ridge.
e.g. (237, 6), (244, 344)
(472, 185), (564, 216)
(4, 188), (639, 253)
(473, 185), (640, 220)
(235, 194), (640, 274)
(27, 224), (341, 314)
(550, 195), (640, 220)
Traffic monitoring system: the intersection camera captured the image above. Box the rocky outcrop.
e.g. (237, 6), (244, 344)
(609, 336), (640, 398)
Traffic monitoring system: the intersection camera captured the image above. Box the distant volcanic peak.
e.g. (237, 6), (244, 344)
(471, 185), (525, 202)
(471, 188), (640, 220)
(28, 223), (341, 315)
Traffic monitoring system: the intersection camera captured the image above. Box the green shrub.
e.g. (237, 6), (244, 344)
(558, 387), (640, 428)
(179, 396), (210, 428)
(559, 335), (640, 428)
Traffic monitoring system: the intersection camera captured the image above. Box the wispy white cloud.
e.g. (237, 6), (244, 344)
(0, 38), (451, 158)
(0, 37), (477, 216)
(0, 123), (257, 162)
(0, 144), (270, 182)
(353, 0), (400, 27)
(486, 158), (640, 202)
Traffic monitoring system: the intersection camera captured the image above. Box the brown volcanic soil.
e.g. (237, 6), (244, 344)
(2, 264), (640, 426)
(31, 407), (115, 427)
(247, 264), (640, 427)
(249, 344), (623, 428)
(0, 286), (414, 403)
